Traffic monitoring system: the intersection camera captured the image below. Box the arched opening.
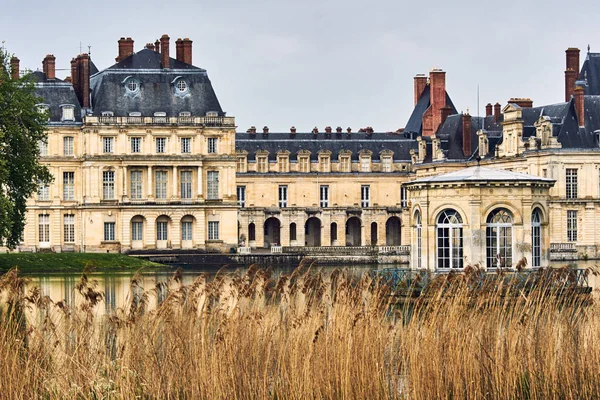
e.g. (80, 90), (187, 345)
(414, 211), (422, 269)
(370, 222), (378, 245)
(305, 217), (321, 247)
(248, 223), (256, 243)
(436, 209), (463, 269)
(532, 208), (542, 267)
(486, 208), (513, 269)
(264, 217), (281, 247)
(181, 215), (195, 249)
(346, 217), (362, 246)
(290, 223), (297, 243)
(156, 215), (172, 249)
(385, 216), (401, 246)
(330, 222), (338, 245)
(130, 215), (145, 250)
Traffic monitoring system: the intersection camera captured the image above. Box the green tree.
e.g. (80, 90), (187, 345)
(0, 48), (52, 248)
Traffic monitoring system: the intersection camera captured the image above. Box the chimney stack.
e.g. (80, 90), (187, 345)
(414, 74), (428, 106)
(247, 126), (257, 134)
(182, 38), (193, 65)
(508, 98), (533, 108)
(485, 103), (493, 117)
(441, 105), (453, 126)
(346, 127), (352, 134)
(160, 34), (170, 68)
(71, 58), (80, 100)
(565, 48), (580, 102)
(263, 126), (269, 134)
(154, 39), (161, 53)
(116, 37), (134, 62)
(325, 126), (332, 133)
(574, 86), (585, 127)
(78, 54), (90, 108)
(42, 54), (56, 80)
(336, 126), (342, 133)
(10, 56), (19, 80)
(175, 38), (184, 62)
(290, 126), (297, 134)
(462, 113), (472, 157)
(145, 43), (155, 51)
(494, 103), (501, 123)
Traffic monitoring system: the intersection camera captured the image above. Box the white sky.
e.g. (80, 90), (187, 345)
(2, 0), (599, 132)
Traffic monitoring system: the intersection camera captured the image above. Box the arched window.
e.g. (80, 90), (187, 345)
(415, 210), (422, 269)
(486, 208), (513, 269)
(248, 223), (256, 241)
(370, 222), (378, 245)
(330, 222), (337, 243)
(437, 209), (463, 269)
(290, 223), (297, 241)
(532, 209), (542, 267)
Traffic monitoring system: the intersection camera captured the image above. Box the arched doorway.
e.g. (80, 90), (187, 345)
(370, 222), (378, 245)
(305, 217), (321, 247)
(330, 222), (338, 245)
(130, 215), (145, 250)
(264, 217), (281, 247)
(436, 209), (463, 269)
(181, 215), (195, 249)
(156, 215), (172, 249)
(486, 208), (513, 269)
(385, 217), (401, 245)
(346, 217), (362, 246)
(532, 208), (542, 267)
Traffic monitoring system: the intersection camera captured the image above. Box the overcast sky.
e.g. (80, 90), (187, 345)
(2, 0), (599, 132)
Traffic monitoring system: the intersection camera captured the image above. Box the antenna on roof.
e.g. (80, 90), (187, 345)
(588, 44), (591, 54)
(87, 44), (91, 56)
(477, 84), (480, 124)
(79, 42), (82, 54)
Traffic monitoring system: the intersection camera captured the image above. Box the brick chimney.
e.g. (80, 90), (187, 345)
(290, 126), (297, 134)
(78, 54), (90, 108)
(154, 39), (161, 53)
(312, 127), (319, 134)
(565, 48), (580, 102)
(42, 54), (56, 80)
(263, 126), (269, 134)
(485, 103), (493, 117)
(462, 113), (472, 157)
(146, 43), (155, 51)
(160, 34), (170, 68)
(494, 103), (501, 123)
(182, 38), (193, 65)
(116, 37), (134, 62)
(441, 105), (453, 126)
(247, 126), (257, 134)
(422, 68), (447, 136)
(71, 57), (80, 100)
(325, 126), (332, 133)
(508, 98), (533, 108)
(336, 126), (342, 133)
(10, 56), (19, 80)
(414, 74), (428, 106)
(175, 38), (184, 62)
(346, 127), (352, 134)
(574, 86), (585, 127)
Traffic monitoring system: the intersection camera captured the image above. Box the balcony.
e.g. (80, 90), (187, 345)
(86, 115), (235, 127)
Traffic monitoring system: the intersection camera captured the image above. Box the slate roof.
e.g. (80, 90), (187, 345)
(579, 52), (600, 95)
(90, 49), (223, 117)
(236, 132), (418, 161)
(403, 85), (458, 136)
(31, 71), (82, 124)
(407, 166), (555, 185)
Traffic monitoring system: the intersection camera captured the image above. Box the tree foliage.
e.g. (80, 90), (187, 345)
(0, 49), (52, 248)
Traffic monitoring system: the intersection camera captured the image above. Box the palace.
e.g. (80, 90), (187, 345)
(10, 36), (600, 269)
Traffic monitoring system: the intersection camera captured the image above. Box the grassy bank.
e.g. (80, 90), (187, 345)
(0, 265), (598, 398)
(0, 253), (164, 273)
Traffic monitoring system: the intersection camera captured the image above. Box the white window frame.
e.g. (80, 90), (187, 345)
(103, 137), (114, 154)
(38, 140), (48, 156)
(180, 170), (192, 199)
(208, 221), (219, 240)
(279, 185), (288, 208)
(360, 157), (370, 172)
(415, 211), (422, 269)
(104, 222), (115, 241)
(156, 221), (168, 241)
(38, 183), (50, 201)
(61, 105), (75, 122)
(237, 186), (246, 208)
(361, 185), (370, 208)
(208, 137), (218, 154)
(39, 214), (50, 244)
(102, 170), (115, 200)
(486, 209), (513, 269)
(63, 171), (75, 201)
(320, 185), (329, 208)
(63, 136), (74, 156)
(131, 137), (142, 153)
(181, 137), (191, 154)
(258, 156), (268, 173)
(436, 209), (464, 270)
(156, 137), (167, 154)
(130, 170), (143, 199)
(532, 209), (542, 267)
(131, 221), (143, 241)
(63, 214), (75, 243)
(207, 171), (219, 200)
(182, 221), (193, 241)
(400, 186), (408, 208)
(382, 157), (392, 172)
(155, 170), (168, 199)
(566, 168), (578, 199)
(567, 210), (577, 242)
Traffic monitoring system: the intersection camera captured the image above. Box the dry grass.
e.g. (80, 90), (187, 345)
(0, 263), (599, 399)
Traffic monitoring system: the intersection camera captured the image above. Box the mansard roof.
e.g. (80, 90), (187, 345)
(407, 166), (555, 185)
(403, 85), (458, 137)
(235, 131), (418, 161)
(90, 48), (223, 117)
(31, 71), (83, 124)
(579, 52), (600, 95)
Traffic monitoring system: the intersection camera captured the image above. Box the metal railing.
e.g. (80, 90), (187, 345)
(88, 115), (235, 127)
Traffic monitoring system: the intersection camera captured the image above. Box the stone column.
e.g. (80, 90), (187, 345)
(197, 167), (203, 199)
(147, 166), (154, 200)
(122, 166), (128, 200)
(172, 166), (178, 199)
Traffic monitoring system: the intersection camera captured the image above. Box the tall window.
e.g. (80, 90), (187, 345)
(360, 157), (370, 172)
(486, 208), (513, 269)
(63, 172), (74, 200)
(278, 156), (289, 172)
(155, 171), (168, 199)
(208, 137), (217, 153)
(382, 157), (392, 172)
(319, 156), (330, 172)
(400, 186), (407, 208)
(415, 210), (422, 269)
(157, 221), (168, 241)
(237, 186), (246, 208)
(532, 209), (542, 267)
(38, 140), (48, 156)
(63, 214), (75, 243)
(38, 183), (49, 201)
(279, 185), (288, 208)
(249, 223), (256, 241)
(103, 137), (114, 154)
(131, 137), (142, 153)
(340, 156), (350, 172)
(320, 185), (329, 208)
(38, 214), (50, 244)
(181, 137), (191, 154)
(299, 157), (309, 173)
(237, 157), (246, 173)
(63, 136), (74, 156)
(207, 171), (219, 199)
(130, 170), (143, 199)
(156, 137), (166, 153)
(567, 210), (577, 242)
(566, 168), (578, 199)
(131, 219), (143, 241)
(180, 171), (192, 199)
(437, 209), (463, 269)
(61, 105), (75, 121)
(102, 171), (115, 200)
(257, 156), (268, 173)
(361, 185), (370, 208)
(208, 221), (219, 240)
(182, 221), (193, 241)
(330, 222), (337, 242)
(104, 222), (115, 241)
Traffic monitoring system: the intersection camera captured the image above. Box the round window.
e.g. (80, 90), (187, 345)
(126, 78), (139, 93)
(176, 80), (188, 93)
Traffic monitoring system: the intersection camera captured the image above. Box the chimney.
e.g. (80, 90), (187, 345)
(414, 74), (428, 106)
(146, 43), (155, 51)
(325, 126), (332, 133)
(116, 37), (134, 62)
(10, 56), (19, 80)
(290, 126), (297, 134)
(154, 39), (161, 53)
(336, 126), (342, 133)
(247, 126), (257, 134)
(365, 126), (374, 134)
(565, 48), (580, 102)
(182, 38), (193, 65)
(574, 86), (585, 127)
(42, 54), (56, 80)
(263, 126), (269, 134)
(441, 105), (453, 126)
(494, 103), (501, 123)
(78, 54), (90, 108)
(312, 127), (319, 134)
(462, 113), (472, 157)
(71, 58), (80, 101)
(485, 103), (493, 117)
(175, 38), (184, 62)
(508, 98), (533, 108)
(64, 76), (72, 83)
(430, 68), (446, 134)
(160, 34), (170, 68)
(346, 127), (352, 134)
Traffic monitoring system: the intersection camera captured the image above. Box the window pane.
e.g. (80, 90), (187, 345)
(64, 214), (75, 243)
(180, 171), (192, 199)
(131, 221), (143, 241)
(63, 172), (74, 200)
(207, 171), (219, 199)
(63, 137), (74, 156)
(155, 171), (167, 199)
(103, 171), (115, 200)
(130, 171), (143, 199)
(182, 221), (193, 240)
(208, 221), (219, 240)
(104, 222), (115, 241)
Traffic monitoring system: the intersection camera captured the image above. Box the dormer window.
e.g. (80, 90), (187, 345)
(154, 112), (166, 117)
(125, 78), (140, 94)
(318, 150), (332, 173)
(101, 111), (114, 117)
(38, 104), (50, 120)
(61, 105), (75, 122)
(129, 112), (141, 117)
(380, 150), (394, 172)
(206, 111), (218, 117)
(176, 80), (188, 93)
(359, 150), (373, 173)
(179, 111), (191, 117)
(236, 153), (248, 173)
(277, 151), (290, 173)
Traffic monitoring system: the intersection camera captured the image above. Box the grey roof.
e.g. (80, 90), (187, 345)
(407, 166), (555, 185)
(403, 85), (458, 136)
(90, 49), (223, 117)
(31, 71), (82, 124)
(579, 52), (600, 95)
(236, 131), (418, 161)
